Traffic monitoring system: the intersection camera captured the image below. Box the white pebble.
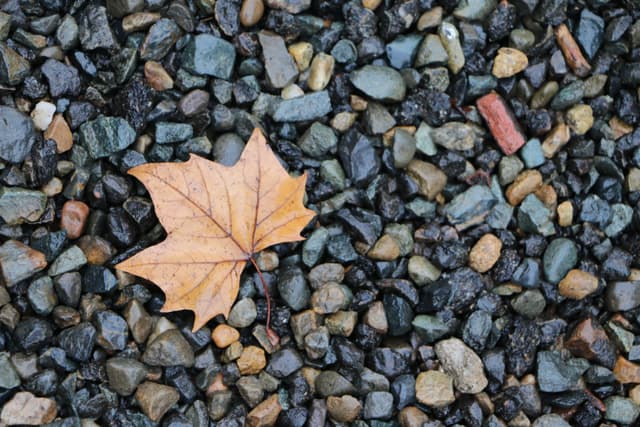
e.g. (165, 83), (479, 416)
(30, 101), (56, 131)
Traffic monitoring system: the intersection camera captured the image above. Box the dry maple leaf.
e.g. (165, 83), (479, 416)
(116, 129), (316, 332)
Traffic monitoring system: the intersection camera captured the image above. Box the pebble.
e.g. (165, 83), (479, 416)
(60, 200), (89, 239)
(469, 234), (502, 273)
(506, 170), (543, 206)
(44, 114), (73, 153)
(271, 91), (332, 122)
(246, 393), (281, 427)
(541, 123), (571, 158)
(492, 47), (528, 78)
(79, 115), (136, 159)
(259, 31), (298, 89)
(135, 381), (180, 422)
(0, 106), (37, 163)
(477, 93), (526, 155)
(438, 22), (465, 74)
(350, 65), (406, 102)
(565, 318), (616, 368)
(605, 396), (640, 424)
(30, 101), (56, 131)
(237, 346), (266, 375)
(434, 338), (488, 393)
(183, 34), (235, 79)
(557, 200), (573, 226)
(326, 395), (361, 423)
(211, 324), (240, 348)
(543, 238), (578, 284)
(565, 104), (593, 135)
(556, 24), (591, 77)
(240, 0), (264, 27)
(228, 298), (257, 328)
(142, 329), (195, 367)
(28, 277), (57, 316)
(431, 122), (475, 151)
(106, 357), (147, 396)
(606, 281), (640, 312)
(415, 370), (455, 407)
(308, 53), (334, 91)
(48, 245), (87, 276)
(288, 42), (313, 71)
(368, 234), (400, 261)
(558, 269), (598, 300)
(363, 391), (393, 419)
(0, 391), (57, 425)
(298, 122), (336, 158)
(144, 61), (173, 91)
(406, 160), (447, 200)
(0, 240), (47, 286)
(537, 350), (589, 392)
(311, 283), (351, 314)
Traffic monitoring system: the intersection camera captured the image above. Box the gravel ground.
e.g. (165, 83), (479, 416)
(0, 0), (639, 425)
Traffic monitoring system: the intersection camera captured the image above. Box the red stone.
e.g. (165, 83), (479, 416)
(60, 200), (90, 239)
(476, 92), (527, 155)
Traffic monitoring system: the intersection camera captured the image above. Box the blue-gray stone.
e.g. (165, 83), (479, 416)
(443, 185), (497, 227)
(0, 106), (37, 163)
(487, 202), (513, 229)
(605, 397), (640, 424)
(543, 238), (578, 284)
(576, 9), (604, 60)
(537, 350), (589, 392)
(278, 266), (310, 311)
(518, 194), (555, 236)
(155, 122), (194, 144)
(350, 65), (406, 102)
(271, 91), (332, 122)
(520, 139), (545, 168)
(386, 34), (423, 69)
(331, 39), (357, 64)
(140, 18), (181, 61)
(182, 34), (236, 79)
(79, 115), (136, 159)
(604, 203), (633, 237)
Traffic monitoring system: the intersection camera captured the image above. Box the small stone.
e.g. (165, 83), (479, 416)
(48, 246), (87, 276)
(41, 59), (81, 97)
(431, 122), (475, 151)
(326, 395), (361, 423)
(122, 12), (161, 32)
(0, 392), (57, 425)
(237, 346), (266, 375)
(27, 277), (56, 316)
(438, 22), (465, 74)
(506, 170), (543, 206)
(106, 357), (147, 396)
(606, 281), (640, 312)
(142, 329), (195, 367)
(44, 114), (73, 153)
(558, 269), (598, 300)
(0, 240), (47, 286)
(259, 31), (298, 89)
(605, 396), (640, 424)
(565, 104), (593, 135)
(183, 34), (236, 79)
(266, 0), (310, 13)
(144, 61), (173, 91)
(140, 18), (181, 61)
(434, 338), (488, 393)
(80, 115), (136, 159)
(135, 381), (180, 422)
(415, 371), (455, 407)
(0, 353), (20, 389)
(364, 391), (393, 420)
(350, 65), (406, 102)
(0, 43), (30, 85)
(298, 122), (337, 158)
(443, 185), (497, 228)
(363, 301), (388, 334)
(155, 122), (193, 144)
(0, 106), (37, 163)
(532, 414), (571, 427)
(407, 160), (447, 200)
(469, 234), (502, 273)
(60, 201), (89, 240)
(288, 42), (313, 71)
(271, 91), (332, 122)
(30, 101), (56, 132)
(557, 201), (573, 226)
(537, 350), (589, 392)
(417, 7), (442, 30)
(240, 0), (264, 27)
(311, 283), (351, 314)
(477, 93), (526, 155)
(408, 256), (441, 286)
(211, 324), (239, 348)
(368, 235), (400, 261)
(308, 53), (335, 91)
(556, 24), (591, 77)
(543, 238), (578, 284)
(228, 298), (257, 328)
(246, 393), (281, 427)
(541, 123), (571, 158)
(565, 318), (616, 368)
(281, 84), (304, 99)
(492, 47), (528, 78)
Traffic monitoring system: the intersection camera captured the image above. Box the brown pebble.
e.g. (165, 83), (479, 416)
(614, 356), (640, 384)
(326, 395), (362, 423)
(237, 345), (266, 375)
(534, 184), (557, 211)
(399, 406), (431, 427)
(541, 123), (571, 158)
(468, 234), (502, 273)
(557, 201), (573, 226)
(44, 114), (73, 153)
(76, 235), (115, 265)
(0, 392), (57, 425)
(368, 234), (400, 261)
(144, 61), (173, 91)
(246, 394), (281, 427)
(505, 170), (543, 206)
(565, 318), (613, 365)
(555, 24), (591, 78)
(122, 12), (161, 32)
(558, 269), (598, 300)
(211, 324), (240, 348)
(240, 0), (265, 27)
(492, 47), (528, 78)
(60, 200), (90, 240)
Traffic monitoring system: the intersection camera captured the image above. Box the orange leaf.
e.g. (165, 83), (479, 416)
(116, 129), (316, 331)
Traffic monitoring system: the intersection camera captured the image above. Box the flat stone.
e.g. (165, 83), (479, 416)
(258, 31), (298, 89)
(431, 122), (475, 151)
(537, 350), (589, 392)
(415, 370), (454, 407)
(606, 281), (640, 311)
(0, 106), (37, 163)
(79, 115), (136, 159)
(0, 43), (30, 85)
(271, 91), (332, 122)
(558, 269), (598, 300)
(492, 47), (528, 78)
(246, 394), (281, 427)
(142, 329), (195, 367)
(106, 357), (147, 396)
(406, 160), (447, 200)
(543, 238), (578, 284)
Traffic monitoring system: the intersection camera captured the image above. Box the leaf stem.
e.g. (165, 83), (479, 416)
(249, 257), (279, 346)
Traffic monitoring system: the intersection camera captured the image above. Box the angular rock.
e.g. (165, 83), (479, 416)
(477, 93), (526, 155)
(79, 116), (136, 159)
(182, 34), (236, 79)
(434, 338), (488, 393)
(350, 65), (406, 102)
(0, 106), (37, 163)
